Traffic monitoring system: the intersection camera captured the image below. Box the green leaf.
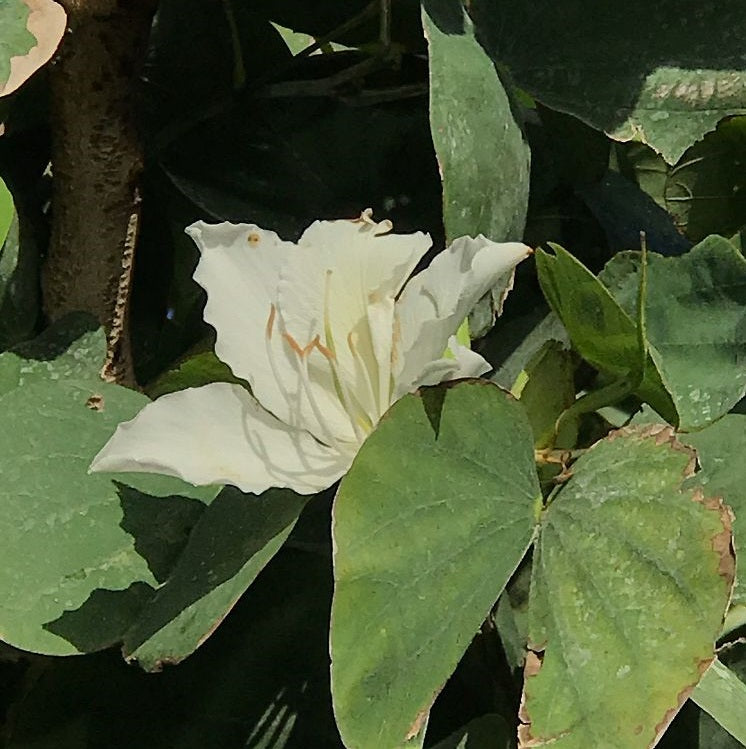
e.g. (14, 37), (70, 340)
(423, 0), (530, 339)
(0, 175), (12, 246)
(489, 312), (569, 391)
(521, 426), (734, 748)
(535, 244), (674, 421)
(0, 180), (39, 350)
(331, 380), (540, 749)
(601, 237), (746, 430)
(121, 486), (308, 671)
(680, 414), (746, 613)
(0, 0), (65, 96)
(692, 660), (746, 746)
(145, 350), (247, 399)
(618, 118), (746, 243)
(0, 375), (155, 654)
(468, 1), (746, 163)
(0, 323), (215, 655)
(513, 340), (577, 448)
(422, 0), (530, 243)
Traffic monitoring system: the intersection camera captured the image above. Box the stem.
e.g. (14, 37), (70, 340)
(379, 0), (391, 47)
(44, 0), (157, 386)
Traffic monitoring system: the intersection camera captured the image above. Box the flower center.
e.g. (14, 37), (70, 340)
(265, 273), (380, 450)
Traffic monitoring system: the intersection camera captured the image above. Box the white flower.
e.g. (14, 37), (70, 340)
(90, 211), (530, 494)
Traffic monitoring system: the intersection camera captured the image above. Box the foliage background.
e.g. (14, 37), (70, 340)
(1, 0), (746, 747)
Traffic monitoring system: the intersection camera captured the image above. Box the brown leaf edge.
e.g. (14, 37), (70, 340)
(517, 424), (736, 749)
(1, 0), (66, 97)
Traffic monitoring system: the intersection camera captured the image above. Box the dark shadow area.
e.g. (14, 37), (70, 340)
(119, 486), (308, 654)
(468, 0), (746, 135)
(421, 384), (448, 437)
(422, 0), (466, 35)
(132, 4), (442, 381)
(43, 485), (208, 651)
(11, 311), (98, 361)
(44, 583), (156, 652)
(9, 548), (343, 749)
(580, 172), (692, 257)
(117, 483), (207, 583)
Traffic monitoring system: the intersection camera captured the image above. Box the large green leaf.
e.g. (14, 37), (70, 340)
(0, 0), (65, 96)
(601, 237), (746, 430)
(618, 118), (746, 242)
(0, 376), (153, 654)
(521, 426), (734, 748)
(331, 380), (540, 749)
(535, 245), (675, 421)
(0, 322), (215, 655)
(468, 1), (746, 163)
(422, 0), (529, 243)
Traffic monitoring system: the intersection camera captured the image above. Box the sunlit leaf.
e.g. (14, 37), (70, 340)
(521, 426), (734, 748)
(332, 380), (540, 749)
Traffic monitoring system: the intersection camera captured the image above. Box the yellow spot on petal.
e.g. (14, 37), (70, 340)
(247, 232), (261, 246)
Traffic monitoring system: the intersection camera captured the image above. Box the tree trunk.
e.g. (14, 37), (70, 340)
(44, 0), (156, 385)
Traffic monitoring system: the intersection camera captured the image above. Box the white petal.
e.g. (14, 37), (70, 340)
(276, 214), (431, 439)
(446, 337), (492, 379)
(187, 221), (301, 429)
(392, 236), (530, 398)
(90, 383), (351, 495)
(407, 339), (490, 392)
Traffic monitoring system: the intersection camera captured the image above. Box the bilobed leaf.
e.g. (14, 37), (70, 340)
(0, 0), (66, 97)
(0, 324), (215, 655)
(0, 376), (155, 655)
(468, 0), (746, 163)
(331, 380), (540, 749)
(423, 0), (530, 243)
(601, 237), (746, 430)
(521, 426), (734, 749)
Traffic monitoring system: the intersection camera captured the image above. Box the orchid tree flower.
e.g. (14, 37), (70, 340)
(91, 211), (530, 495)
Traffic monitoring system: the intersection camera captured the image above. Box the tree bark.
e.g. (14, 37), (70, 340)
(44, 0), (156, 385)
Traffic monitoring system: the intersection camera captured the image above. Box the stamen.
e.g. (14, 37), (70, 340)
(312, 336), (368, 443)
(347, 331), (378, 428)
(264, 304), (298, 427)
(265, 304), (277, 340)
(282, 331), (305, 357)
(319, 270), (371, 441)
(295, 347), (345, 451)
